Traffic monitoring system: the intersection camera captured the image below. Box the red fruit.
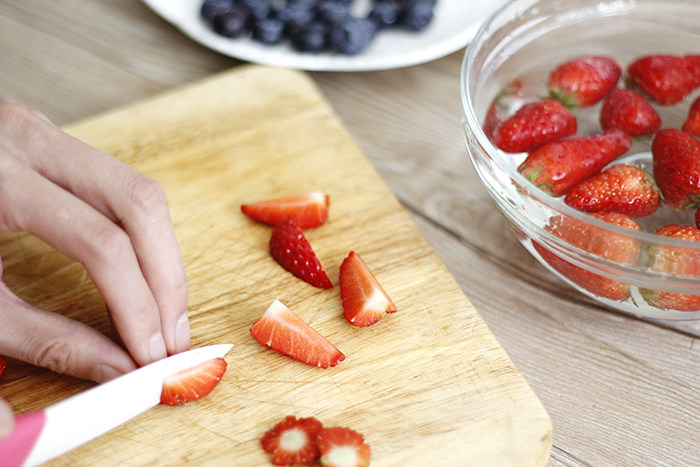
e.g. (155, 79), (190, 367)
(339, 251), (397, 327)
(651, 129), (700, 209)
(482, 79), (524, 141)
(0, 356), (6, 380)
(682, 96), (700, 137)
(270, 217), (333, 289)
(599, 88), (661, 136)
(250, 300), (345, 368)
(241, 192), (329, 229)
(532, 211), (642, 301)
(317, 426), (371, 467)
(564, 164), (660, 217)
(627, 54), (700, 105)
(492, 99), (577, 153)
(261, 415), (324, 466)
(641, 224), (700, 312)
(519, 129), (632, 195)
(160, 357), (227, 406)
(548, 55), (622, 107)
(482, 102), (504, 142)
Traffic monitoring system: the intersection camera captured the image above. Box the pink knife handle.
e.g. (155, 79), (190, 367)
(0, 409), (46, 467)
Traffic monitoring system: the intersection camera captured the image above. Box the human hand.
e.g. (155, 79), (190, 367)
(0, 101), (190, 385)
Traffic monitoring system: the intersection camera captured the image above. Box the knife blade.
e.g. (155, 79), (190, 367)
(0, 343), (233, 467)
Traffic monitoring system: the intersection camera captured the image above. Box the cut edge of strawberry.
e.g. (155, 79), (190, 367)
(159, 357), (228, 406)
(339, 251), (397, 328)
(317, 426), (371, 467)
(261, 415), (324, 466)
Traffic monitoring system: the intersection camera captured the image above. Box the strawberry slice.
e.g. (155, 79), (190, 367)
(270, 217), (333, 289)
(261, 415), (324, 466)
(339, 251), (397, 327)
(241, 192), (329, 229)
(0, 356), (6, 380)
(160, 357), (227, 406)
(250, 300), (345, 368)
(317, 426), (371, 467)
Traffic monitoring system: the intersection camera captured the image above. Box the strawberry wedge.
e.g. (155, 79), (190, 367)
(160, 357), (227, 406)
(250, 300), (345, 368)
(241, 192), (329, 229)
(339, 251), (397, 327)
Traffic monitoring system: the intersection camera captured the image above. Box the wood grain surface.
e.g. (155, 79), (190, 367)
(1, 1), (700, 466)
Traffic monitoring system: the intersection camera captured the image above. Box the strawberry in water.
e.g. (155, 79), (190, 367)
(682, 96), (700, 137)
(532, 211), (642, 301)
(599, 88), (661, 136)
(547, 55), (622, 107)
(241, 192), (330, 229)
(339, 251), (397, 327)
(317, 426), (371, 467)
(641, 224), (700, 312)
(160, 357), (227, 406)
(564, 164), (660, 217)
(250, 299), (345, 368)
(482, 78), (524, 141)
(518, 129), (632, 195)
(651, 128), (700, 209)
(270, 217), (333, 289)
(261, 415), (324, 466)
(627, 54), (700, 105)
(492, 99), (577, 153)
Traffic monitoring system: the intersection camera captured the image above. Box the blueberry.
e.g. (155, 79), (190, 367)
(252, 17), (285, 44)
(212, 7), (250, 37)
(399, 0), (434, 31)
(288, 0), (320, 8)
(240, 0), (271, 21)
(277, 5), (316, 32)
(201, 0), (234, 24)
(329, 17), (377, 55)
(368, 1), (400, 29)
(316, 1), (350, 25)
(290, 22), (328, 52)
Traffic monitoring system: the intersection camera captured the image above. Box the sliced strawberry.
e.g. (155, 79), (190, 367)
(339, 251), (396, 327)
(317, 426), (371, 467)
(261, 415), (324, 466)
(0, 356), (6, 380)
(160, 357), (227, 406)
(250, 300), (345, 368)
(270, 217), (333, 289)
(241, 192), (329, 229)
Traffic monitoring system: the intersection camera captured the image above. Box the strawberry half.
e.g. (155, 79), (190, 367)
(250, 300), (345, 368)
(682, 96), (700, 137)
(0, 356), (6, 380)
(339, 251), (396, 327)
(241, 192), (329, 229)
(627, 54), (700, 105)
(599, 88), (661, 136)
(270, 217), (333, 289)
(652, 128), (700, 209)
(548, 55), (621, 107)
(160, 357), (227, 406)
(261, 415), (324, 466)
(317, 426), (371, 467)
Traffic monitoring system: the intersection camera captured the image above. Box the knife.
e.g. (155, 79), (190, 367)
(0, 343), (233, 467)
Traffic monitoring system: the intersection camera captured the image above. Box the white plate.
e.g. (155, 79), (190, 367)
(142, 0), (506, 71)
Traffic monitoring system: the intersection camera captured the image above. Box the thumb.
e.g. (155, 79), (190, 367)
(0, 398), (13, 439)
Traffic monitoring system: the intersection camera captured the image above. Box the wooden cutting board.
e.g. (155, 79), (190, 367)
(0, 65), (551, 466)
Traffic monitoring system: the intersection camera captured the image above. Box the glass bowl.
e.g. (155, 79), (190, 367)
(460, 0), (700, 320)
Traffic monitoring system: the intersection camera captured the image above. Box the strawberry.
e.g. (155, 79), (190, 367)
(492, 99), (577, 153)
(317, 426), (371, 467)
(261, 415), (324, 466)
(482, 79), (524, 141)
(682, 96), (700, 137)
(626, 54), (700, 105)
(160, 357), (227, 406)
(651, 128), (700, 209)
(599, 88), (661, 136)
(518, 129), (632, 195)
(270, 217), (333, 289)
(641, 224), (700, 312)
(250, 299), (345, 368)
(241, 192), (329, 229)
(0, 356), (6, 380)
(548, 55), (622, 107)
(564, 164), (660, 217)
(532, 211), (642, 301)
(482, 102), (504, 142)
(339, 251), (397, 327)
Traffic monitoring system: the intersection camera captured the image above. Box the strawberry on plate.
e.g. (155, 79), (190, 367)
(160, 357), (227, 406)
(651, 128), (700, 209)
(270, 217), (333, 289)
(599, 88), (661, 136)
(626, 54), (700, 105)
(518, 128), (632, 195)
(339, 251), (397, 327)
(641, 224), (700, 312)
(261, 415), (324, 466)
(250, 299), (345, 368)
(564, 164), (660, 217)
(492, 99), (577, 153)
(682, 96), (700, 137)
(241, 192), (329, 229)
(547, 55), (622, 107)
(317, 426), (371, 467)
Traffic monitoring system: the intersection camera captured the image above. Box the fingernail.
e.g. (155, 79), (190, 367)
(175, 313), (191, 352)
(91, 363), (124, 383)
(149, 333), (167, 362)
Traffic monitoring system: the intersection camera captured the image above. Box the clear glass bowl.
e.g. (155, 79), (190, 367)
(460, 0), (700, 320)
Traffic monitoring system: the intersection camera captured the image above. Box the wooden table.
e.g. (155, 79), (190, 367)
(1, 1), (698, 466)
